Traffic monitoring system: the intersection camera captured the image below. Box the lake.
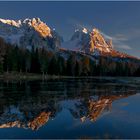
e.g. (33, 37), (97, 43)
(0, 77), (140, 139)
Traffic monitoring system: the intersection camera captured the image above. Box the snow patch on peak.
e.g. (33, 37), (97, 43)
(82, 28), (88, 34)
(74, 27), (89, 34)
(92, 28), (100, 34)
(75, 29), (79, 32)
(0, 18), (22, 27)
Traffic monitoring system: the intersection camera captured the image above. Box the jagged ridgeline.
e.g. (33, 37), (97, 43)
(0, 18), (140, 76)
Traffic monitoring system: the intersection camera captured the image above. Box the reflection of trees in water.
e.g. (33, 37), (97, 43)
(0, 79), (137, 130)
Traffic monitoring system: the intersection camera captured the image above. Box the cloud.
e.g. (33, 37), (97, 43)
(101, 32), (132, 50)
(101, 32), (113, 40)
(113, 34), (128, 41)
(113, 39), (132, 50)
(123, 28), (140, 40)
(114, 44), (132, 50)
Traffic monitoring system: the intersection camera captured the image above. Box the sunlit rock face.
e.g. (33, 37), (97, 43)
(90, 28), (113, 54)
(30, 18), (52, 38)
(0, 18), (63, 50)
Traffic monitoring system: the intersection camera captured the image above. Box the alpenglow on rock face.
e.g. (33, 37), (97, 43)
(0, 18), (63, 50)
(90, 28), (113, 54)
(62, 27), (113, 55)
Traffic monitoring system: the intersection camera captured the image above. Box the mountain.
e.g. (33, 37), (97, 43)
(62, 27), (112, 53)
(62, 27), (137, 59)
(0, 18), (63, 50)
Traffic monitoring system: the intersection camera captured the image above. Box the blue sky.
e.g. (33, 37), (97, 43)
(0, 1), (140, 57)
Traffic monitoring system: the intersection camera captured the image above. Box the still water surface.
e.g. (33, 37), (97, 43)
(0, 77), (140, 139)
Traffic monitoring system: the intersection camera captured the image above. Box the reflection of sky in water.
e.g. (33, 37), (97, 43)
(0, 79), (140, 139)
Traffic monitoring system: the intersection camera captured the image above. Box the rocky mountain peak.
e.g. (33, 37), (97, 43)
(0, 18), (62, 50)
(92, 28), (100, 34)
(71, 27), (90, 41)
(0, 18), (52, 38)
(89, 28), (113, 54)
(30, 18), (52, 38)
(63, 27), (113, 55)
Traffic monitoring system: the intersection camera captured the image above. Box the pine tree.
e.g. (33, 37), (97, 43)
(66, 54), (76, 76)
(31, 48), (41, 73)
(89, 60), (96, 76)
(48, 55), (58, 75)
(57, 56), (66, 75)
(75, 60), (83, 76)
(38, 48), (49, 75)
(24, 49), (31, 73)
(81, 56), (90, 76)
(0, 38), (6, 73)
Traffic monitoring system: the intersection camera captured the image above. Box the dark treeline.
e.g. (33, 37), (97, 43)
(0, 37), (140, 76)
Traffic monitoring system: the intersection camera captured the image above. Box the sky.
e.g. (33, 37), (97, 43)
(0, 1), (140, 57)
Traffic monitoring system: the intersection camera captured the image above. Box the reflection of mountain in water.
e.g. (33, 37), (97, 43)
(0, 79), (138, 130)
(69, 94), (132, 123)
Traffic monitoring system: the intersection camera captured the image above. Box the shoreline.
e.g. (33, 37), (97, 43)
(0, 72), (139, 81)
